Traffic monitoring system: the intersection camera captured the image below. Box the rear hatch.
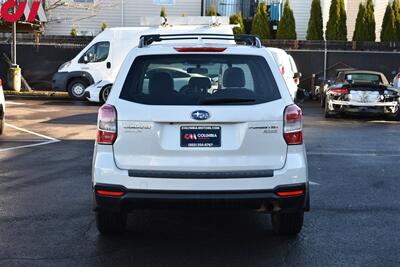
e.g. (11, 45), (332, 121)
(113, 53), (288, 172)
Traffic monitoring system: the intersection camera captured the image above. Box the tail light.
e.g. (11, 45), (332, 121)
(293, 78), (299, 85)
(97, 104), (117, 145)
(0, 79), (2, 87)
(330, 88), (349, 95)
(283, 105), (303, 145)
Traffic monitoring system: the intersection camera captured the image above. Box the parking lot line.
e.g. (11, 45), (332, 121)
(307, 151), (400, 157)
(5, 101), (25, 105)
(0, 123), (60, 152)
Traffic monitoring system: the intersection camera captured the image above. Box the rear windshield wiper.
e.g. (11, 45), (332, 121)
(198, 97), (256, 105)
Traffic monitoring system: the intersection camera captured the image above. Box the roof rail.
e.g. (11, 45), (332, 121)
(138, 34), (262, 48)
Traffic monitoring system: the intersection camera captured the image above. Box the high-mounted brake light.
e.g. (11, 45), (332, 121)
(96, 189), (124, 197)
(174, 47), (226, 52)
(276, 189), (305, 197)
(281, 66), (285, 76)
(283, 105), (303, 145)
(330, 88), (349, 94)
(97, 104), (117, 145)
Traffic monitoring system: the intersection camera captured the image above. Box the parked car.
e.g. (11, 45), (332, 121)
(92, 34), (309, 236)
(0, 79), (4, 135)
(53, 20), (235, 100)
(267, 47), (302, 100)
(84, 67), (211, 103)
(323, 70), (400, 119)
(393, 72), (400, 89)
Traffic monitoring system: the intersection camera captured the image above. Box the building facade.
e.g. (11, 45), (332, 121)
(44, 0), (202, 36)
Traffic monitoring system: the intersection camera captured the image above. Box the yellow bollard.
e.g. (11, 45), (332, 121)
(9, 66), (21, 92)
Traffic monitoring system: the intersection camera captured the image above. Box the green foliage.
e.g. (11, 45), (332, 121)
(160, 6), (167, 17)
(250, 2), (271, 39)
(381, 3), (397, 42)
(364, 0), (376, 41)
(306, 0), (324, 40)
(276, 0), (297, 39)
(70, 25), (78, 37)
(352, 3), (367, 41)
(208, 5), (218, 16)
(393, 0), (400, 40)
(326, 0), (347, 40)
(230, 12), (245, 34)
(101, 22), (108, 32)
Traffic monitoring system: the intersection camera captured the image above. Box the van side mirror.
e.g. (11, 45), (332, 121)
(83, 55), (89, 64)
(293, 72), (302, 79)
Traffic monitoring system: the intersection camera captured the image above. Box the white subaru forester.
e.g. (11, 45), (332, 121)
(92, 34), (309, 236)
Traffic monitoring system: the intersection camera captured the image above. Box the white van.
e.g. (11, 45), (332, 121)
(52, 17), (234, 100)
(267, 48), (301, 100)
(52, 27), (151, 99)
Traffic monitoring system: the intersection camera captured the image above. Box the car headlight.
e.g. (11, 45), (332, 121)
(58, 61), (71, 71)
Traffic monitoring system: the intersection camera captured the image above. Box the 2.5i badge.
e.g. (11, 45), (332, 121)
(181, 126), (221, 147)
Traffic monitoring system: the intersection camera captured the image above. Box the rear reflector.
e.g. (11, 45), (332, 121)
(283, 105), (303, 145)
(174, 47), (226, 52)
(97, 104), (117, 145)
(96, 189), (125, 197)
(276, 190), (304, 197)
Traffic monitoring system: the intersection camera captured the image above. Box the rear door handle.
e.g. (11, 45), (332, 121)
(106, 62), (111, 69)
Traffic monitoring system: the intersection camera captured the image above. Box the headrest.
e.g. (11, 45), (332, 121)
(223, 67), (245, 88)
(188, 77), (211, 89)
(148, 72), (174, 94)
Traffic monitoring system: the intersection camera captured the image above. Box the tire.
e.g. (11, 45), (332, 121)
(67, 78), (89, 100)
(271, 212), (304, 236)
(100, 85), (112, 103)
(96, 210), (127, 235)
(320, 94), (325, 108)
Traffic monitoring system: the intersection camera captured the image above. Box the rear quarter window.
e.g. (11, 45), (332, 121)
(119, 54), (281, 105)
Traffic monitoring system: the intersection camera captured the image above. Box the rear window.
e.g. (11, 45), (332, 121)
(119, 55), (281, 105)
(345, 73), (381, 83)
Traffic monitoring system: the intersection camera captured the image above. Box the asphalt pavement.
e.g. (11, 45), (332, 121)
(0, 98), (399, 266)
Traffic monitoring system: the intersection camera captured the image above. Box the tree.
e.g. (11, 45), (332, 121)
(352, 3), (367, 41)
(70, 25), (78, 37)
(208, 5), (218, 16)
(230, 12), (245, 34)
(276, 0), (297, 39)
(306, 0), (324, 40)
(160, 7), (167, 17)
(364, 0), (376, 41)
(381, 3), (397, 42)
(393, 0), (400, 40)
(101, 22), (107, 32)
(250, 2), (271, 39)
(326, 0), (347, 40)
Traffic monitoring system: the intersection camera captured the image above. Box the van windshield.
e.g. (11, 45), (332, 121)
(119, 54), (281, 105)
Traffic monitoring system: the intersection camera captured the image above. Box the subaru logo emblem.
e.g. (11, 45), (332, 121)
(191, 110), (210, 120)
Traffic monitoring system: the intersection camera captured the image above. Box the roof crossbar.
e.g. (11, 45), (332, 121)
(138, 34), (262, 48)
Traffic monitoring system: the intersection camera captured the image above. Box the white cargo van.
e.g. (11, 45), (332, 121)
(267, 47), (301, 100)
(52, 17), (234, 100)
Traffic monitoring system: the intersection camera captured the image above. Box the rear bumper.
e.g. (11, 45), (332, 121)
(330, 99), (398, 107)
(93, 183), (309, 212)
